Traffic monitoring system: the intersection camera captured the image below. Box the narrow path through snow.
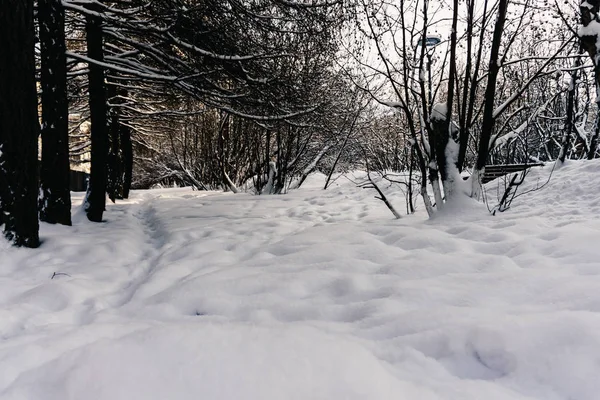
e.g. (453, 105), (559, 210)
(1, 161), (600, 400)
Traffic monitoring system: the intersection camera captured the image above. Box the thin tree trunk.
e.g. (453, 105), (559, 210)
(38, 0), (71, 225)
(106, 83), (123, 202)
(291, 144), (330, 190)
(559, 48), (581, 163)
(407, 146), (415, 214)
(0, 0), (40, 247)
(473, 0), (509, 196)
(85, 8), (108, 222)
(121, 124), (133, 199)
(579, 0), (600, 159)
(588, 114), (599, 160)
(324, 110), (360, 190)
(462, 0), (489, 171)
(456, 0), (475, 171)
(441, 0), (460, 199)
(324, 132), (352, 190)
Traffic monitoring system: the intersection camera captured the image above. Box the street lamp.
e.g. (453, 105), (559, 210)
(422, 34), (442, 47)
(416, 34), (442, 106)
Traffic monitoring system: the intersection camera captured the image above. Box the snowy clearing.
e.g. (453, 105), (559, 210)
(1, 160), (600, 400)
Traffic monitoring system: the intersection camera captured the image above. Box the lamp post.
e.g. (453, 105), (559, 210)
(419, 35), (441, 106)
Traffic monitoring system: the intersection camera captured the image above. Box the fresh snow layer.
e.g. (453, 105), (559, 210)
(2, 161), (600, 399)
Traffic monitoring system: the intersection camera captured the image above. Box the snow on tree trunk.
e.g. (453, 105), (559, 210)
(261, 161), (278, 194)
(469, 168), (483, 200)
(420, 183), (434, 217)
(224, 171), (239, 194)
(579, 0), (600, 159)
(38, 0), (72, 226)
(0, 0), (40, 247)
(429, 169), (444, 210)
(443, 130), (461, 201)
(430, 103), (461, 203)
(430, 103), (450, 184)
(291, 144), (330, 191)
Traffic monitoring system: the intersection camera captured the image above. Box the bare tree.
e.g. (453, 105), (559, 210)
(471, 0), (509, 197)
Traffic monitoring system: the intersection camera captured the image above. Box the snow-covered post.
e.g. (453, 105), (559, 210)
(580, 0), (600, 159)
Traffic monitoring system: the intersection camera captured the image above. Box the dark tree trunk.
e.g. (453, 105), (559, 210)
(559, 53), (580, 163)
(407, 146), (415, 214)
(579, 0), (600, 159)
(475, 0), (508, 172)
(121, 124), (133, 199)
(274, 130), (285, 194)
(456, 0), (474, 172)
(430, 116), (450, 182)
(106, 83), (123, 202)
(38, 0), (72, 225)
(588, 115), (599, 160)
(107, 108), (122, 202)
(324, 126), (354, 190)
(0, 0), (40, 247)
(85, 9), (108, 222)
(442, 0), (459, 183)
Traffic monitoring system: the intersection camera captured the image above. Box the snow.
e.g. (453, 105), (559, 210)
(382, 101), (403, 108)
(65, 51), (177, 82)
(578, 19), (600, 39)
(578, 20), (600, 66)
(2, 161), (600, 399)
(431, 102), (447, 121)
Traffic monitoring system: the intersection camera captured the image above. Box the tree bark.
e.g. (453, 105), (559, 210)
(85, 8), (108, 222)
(588, 114), (599, 160)
(443, 0), (459, 183)
(38, 0), (72, 225)
(456, 0), (475, 171)
(559, 51), (580, 163)
(579, 0), (600, 159)
(473, 0), (508, 195)
(0, 0), (40, 247)
(106, 83), (123, 202)
(121, 124), (133, 199)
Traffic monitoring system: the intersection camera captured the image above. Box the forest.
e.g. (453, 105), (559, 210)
(3, 1), (600, 399)
(0, 0), (598, 247)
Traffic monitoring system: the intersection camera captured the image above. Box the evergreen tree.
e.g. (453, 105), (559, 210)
(0, 0), (40, 247)
(39, 0), (72, 225)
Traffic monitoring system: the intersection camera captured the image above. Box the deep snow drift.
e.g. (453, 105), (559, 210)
(1, 160), (600, 400)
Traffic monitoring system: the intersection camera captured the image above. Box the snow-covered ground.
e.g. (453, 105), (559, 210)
(1, 160), (600, 400)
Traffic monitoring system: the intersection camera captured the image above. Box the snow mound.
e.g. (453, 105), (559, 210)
(3, 324), (435, 400)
